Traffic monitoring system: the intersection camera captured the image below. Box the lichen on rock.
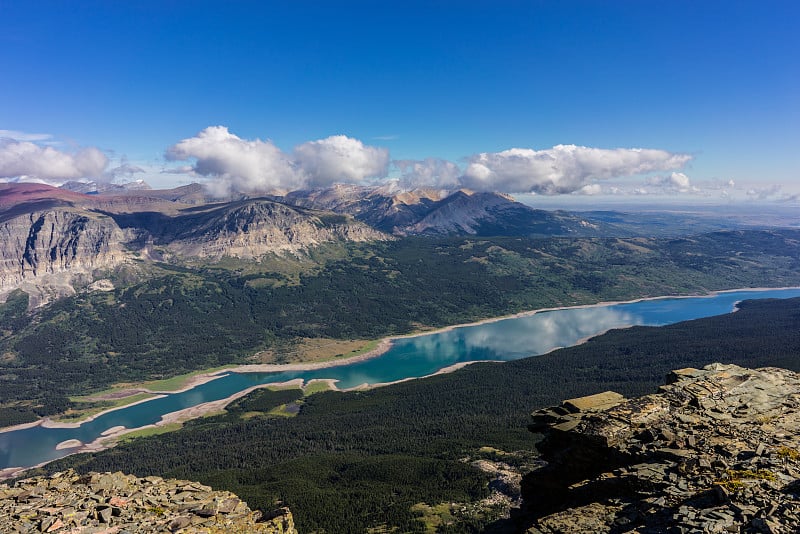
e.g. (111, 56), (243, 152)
(518, 363), (800, 533)
(0, 469), (296, 533)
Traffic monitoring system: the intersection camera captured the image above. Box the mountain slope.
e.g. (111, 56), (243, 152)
(523, 363), (800, 532)
(279, 185), (618, 236)
(161, 199), (388, 259)
(0, 207), (131, 307)
(406, 190), (608, 236)
(0, 185), (389, 302)
(281, 184), (444, 234)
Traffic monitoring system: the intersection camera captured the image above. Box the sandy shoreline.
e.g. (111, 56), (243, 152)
(225, 338), (394, 374)
(1, 284), (798, 471)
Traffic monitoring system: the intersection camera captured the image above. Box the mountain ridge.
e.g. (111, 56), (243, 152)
(0, 184), (391, 304)
(277, 184), (615, 236)
(0, 182), (618, 304)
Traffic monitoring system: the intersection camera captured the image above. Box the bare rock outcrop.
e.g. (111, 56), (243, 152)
(0, 469), (296, 533)
(0, 185), (390, 303)
(519, 364), (800, 533)
(164, 200), (389, 260)
(0, 210), (131, 306)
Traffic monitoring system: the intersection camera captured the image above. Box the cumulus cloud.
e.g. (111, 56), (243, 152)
(167, 127), (389, 194)
(394, 158), (461, 189)
(0, 139), (108, 182)
(294, 135), (389, 186)
(647, 172), (694, 191)
(460, 145), (691, 194)
(105, 162), (146, 182)
(575, 183), (603, 195)
(165, 128), (700, 197)
(166, 126), (301, 195)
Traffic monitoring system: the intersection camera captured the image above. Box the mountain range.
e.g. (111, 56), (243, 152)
(0, 182), (613, 306)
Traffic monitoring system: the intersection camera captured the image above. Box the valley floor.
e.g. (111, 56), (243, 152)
(3, 285), (798, 476)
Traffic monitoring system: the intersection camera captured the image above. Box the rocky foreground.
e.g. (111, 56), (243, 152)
(518, 363), (800, 533)
(0, 470), (296, 533)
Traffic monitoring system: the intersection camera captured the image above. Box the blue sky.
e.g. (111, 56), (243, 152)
(0, 1), (798, 202)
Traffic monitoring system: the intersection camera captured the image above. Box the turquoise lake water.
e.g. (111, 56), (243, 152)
(2, 288), (800, 471)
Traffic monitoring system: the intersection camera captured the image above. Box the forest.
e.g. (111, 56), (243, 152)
(38, 297), (800, 533)
(1, 230), (800, 425)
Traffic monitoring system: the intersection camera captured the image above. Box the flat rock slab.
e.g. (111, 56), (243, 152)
(522, 363), (800, 533)
(0, 470), (296, 533)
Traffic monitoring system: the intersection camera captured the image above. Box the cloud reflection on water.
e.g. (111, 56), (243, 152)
(397, 306), (638, 363)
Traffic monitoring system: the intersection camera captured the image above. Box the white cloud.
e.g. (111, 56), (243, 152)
(0, 139), (107, 182)
(647, 172), (693, 191)
(161, 165), (196, 175)
(167, 127), (389, 194)
(668, 172), (691, 189)
(294, 135), (389, 186)
(461, 144), (692, 194)
(575, 183), (603, 195)
(0, 129), (53, 142)
(394, 158), (461, 189)
(746, 184), (783, 200)
(166, 126), (302, 195)
(105, 162), (146, 182)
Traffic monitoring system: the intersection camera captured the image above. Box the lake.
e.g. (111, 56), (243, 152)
(2, 287), (800, 471)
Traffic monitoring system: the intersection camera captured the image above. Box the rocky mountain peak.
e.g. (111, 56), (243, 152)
(163, 199), (390, 260)
(390, 188), (447, 206)
(519, 363), (800, 533)
(0, 185), (392, 304)
(0, 469), (296, 533)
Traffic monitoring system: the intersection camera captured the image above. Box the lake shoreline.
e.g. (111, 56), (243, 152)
(3, 285), (798, 438)
(2, 285), (800, 480)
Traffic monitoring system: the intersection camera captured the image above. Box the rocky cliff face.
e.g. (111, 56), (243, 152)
(0, 469), (296, 533)
(279, 185), (613, 237)
(280, 183), (444, 234)
(164, 200), (388, 260)
(0, 184), (390, 304)
(0, 209), (131, 306)
(518, 364), (800, 533)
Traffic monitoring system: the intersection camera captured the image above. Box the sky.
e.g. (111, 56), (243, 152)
(0, 1), (798, 204)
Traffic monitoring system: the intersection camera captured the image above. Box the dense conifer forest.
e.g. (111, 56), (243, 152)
(2, 230), (800, 425)
(43, 297), (800, 532)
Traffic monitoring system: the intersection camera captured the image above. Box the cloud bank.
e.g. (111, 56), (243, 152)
(0, 139), (108, 182)
(394, 158), (461, 189)
(461, 145), (692, 194)
(167, 129), (693, 197)
(167, 127), (389, 195)
(646, 172), (695, 192)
